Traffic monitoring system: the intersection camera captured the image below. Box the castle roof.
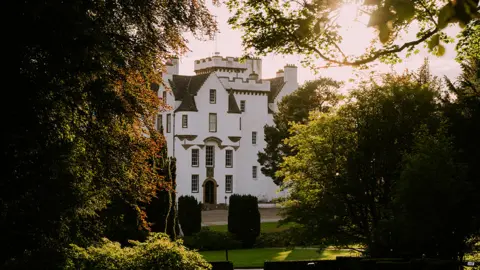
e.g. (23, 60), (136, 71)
(264, 77), (286, 103)
(169, 73), (210, 112)
(227, 91), (241, 114)
(169, 74), (211, 101)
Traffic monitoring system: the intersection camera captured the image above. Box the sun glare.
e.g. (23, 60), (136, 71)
(335, 3), (375, 56)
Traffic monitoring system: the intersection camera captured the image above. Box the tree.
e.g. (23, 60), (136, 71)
(442, 58), (480, 260)
(278, 68), (444, 257)
(392, 124), (471, 259)
(258, 78), (342, 185)
(5, 0), (216, 268)
(146, 146), (178, 239)
(228, 194), (261, 248)
(227, 0), (479, 67)
(178, 196), (202, 236)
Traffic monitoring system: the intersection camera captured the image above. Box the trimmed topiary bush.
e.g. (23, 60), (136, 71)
(178, 195), (202, 236)
(65, 233), (211, 270)
(228, 194), (260, 248)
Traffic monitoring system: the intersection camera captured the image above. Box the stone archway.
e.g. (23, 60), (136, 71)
(202, 178), (218, 204)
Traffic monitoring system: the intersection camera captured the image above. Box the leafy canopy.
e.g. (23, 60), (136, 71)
(227, 0), (479, 67)
(7, 0), (216, 267)
(258, 78), (343, 185)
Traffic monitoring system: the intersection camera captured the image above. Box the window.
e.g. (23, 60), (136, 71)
(156, 115), (162, 131)
(206, 146), (215, 167)
(252, 166), (258, 179)
(240, 100), (246, 112)
(191, 175), (199, 193)
(225, 150), (233, 168)
(252, 131), (257, 145)
(162, 91), (167, 101)
(191, 149), (199, 167)
(209, 113), (217, 132)
(166, 114), (171, 133)
(182, 115), (188, 128)
(239, 117), (242, 130)
(209, 89), (216, 104)
(225, 175), (233, 193)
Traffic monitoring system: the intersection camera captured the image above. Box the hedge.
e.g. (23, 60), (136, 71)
(263, 258), (461, 270)
(178, 195), (202, 236)
(210, 261), (234, 270)
(228, 194), (260, 248)
(183, 227), (242, 251)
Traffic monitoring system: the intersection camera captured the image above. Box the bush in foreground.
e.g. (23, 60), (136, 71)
(178, 195), (202, 236)
(228, 194), (260, 248)
(65, 233), (211, 270)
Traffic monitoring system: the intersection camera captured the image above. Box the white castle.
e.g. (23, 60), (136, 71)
(155, 54), (298, 204)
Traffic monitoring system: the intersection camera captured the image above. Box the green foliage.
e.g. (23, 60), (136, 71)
(456, 20), (480, 62)
(392, 124), (471, 258)
(277, 63), (480, 258)
(227, 0), (479, 67)
(178, 195), (202, 236)
(183, 227), (242, 251)
(65, 233), (212, 270)
(228, 194), (261, 248)
(254, 227), (313, 248)
(258, 78), (342, 185)
(9, 0), (216, 267)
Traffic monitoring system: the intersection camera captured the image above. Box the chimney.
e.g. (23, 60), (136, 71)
(284, 64), (298, 85)
(166, 56), (180, 75)
(248, 71), (259, 81)
(276, 69), (284, 78)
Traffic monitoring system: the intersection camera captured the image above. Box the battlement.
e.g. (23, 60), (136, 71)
(194, 56), (247, 72)
(194, 54), (263, 79)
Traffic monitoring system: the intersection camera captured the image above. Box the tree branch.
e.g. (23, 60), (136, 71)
(417, 0), (438, 27)
(294, 28), (439, 67)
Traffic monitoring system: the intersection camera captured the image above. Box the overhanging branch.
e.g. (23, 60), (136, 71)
(295, 27), (439, 67)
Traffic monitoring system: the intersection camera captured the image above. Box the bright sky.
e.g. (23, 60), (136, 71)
(179, 2), (462, 87)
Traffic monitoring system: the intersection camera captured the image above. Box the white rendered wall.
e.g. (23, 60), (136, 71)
(157, 58), (295, 204)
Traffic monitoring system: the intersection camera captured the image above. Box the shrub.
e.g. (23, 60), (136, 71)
(65, 233), (211, 270)
(183, 227), (242, 251)
(178, 195), (202, 236)
(255, 231), (290, 248)
(228, 194), (260, 248)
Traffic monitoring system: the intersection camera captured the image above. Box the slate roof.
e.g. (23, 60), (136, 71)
(169, 74), (211, 101)
(227, 91), (241, 114)
(169, 74), (210, 112)
(175, 92), (198, 112)
(265, 77), (286, 103)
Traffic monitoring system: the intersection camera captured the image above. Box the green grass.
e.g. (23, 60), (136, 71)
(208, 221), (294, 233)
(200, 248), (359, 268)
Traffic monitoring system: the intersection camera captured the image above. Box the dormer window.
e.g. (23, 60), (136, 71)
(209, 89), (216, 104)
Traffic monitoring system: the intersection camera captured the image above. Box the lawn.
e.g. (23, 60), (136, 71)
(208, 221), (294, 233)
(200, 248), (359, 268)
